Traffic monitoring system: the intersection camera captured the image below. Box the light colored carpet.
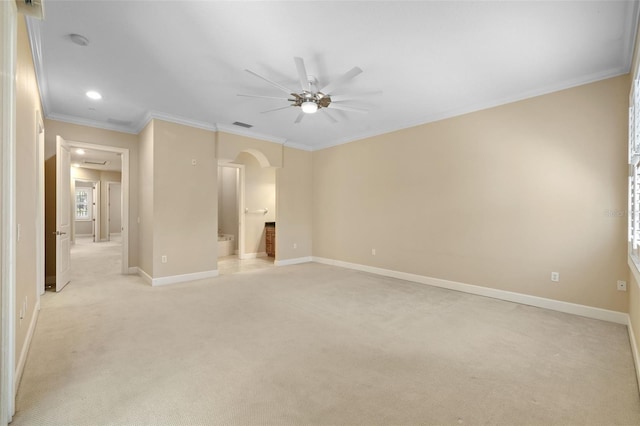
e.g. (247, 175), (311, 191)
(11, 240), (640, 425)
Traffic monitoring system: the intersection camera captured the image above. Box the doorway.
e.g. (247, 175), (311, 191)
(217, 151), (276, 275)
(106, 182), (121, 242)
(46, 139), (130, 292)
(72, 179), (98, 243)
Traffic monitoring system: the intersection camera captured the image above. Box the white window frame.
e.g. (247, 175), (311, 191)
(629, 79), (640, 270)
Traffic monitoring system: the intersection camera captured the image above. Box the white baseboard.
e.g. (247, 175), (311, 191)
(275, 256), (313, 267)
(628, 315), (640, 392)
(14, 299), (40, 394)
(137, 268), (153, 285)
(128, 266), (138, 275)
(138, 269), (219, 287)
(240, 252), (268, 260)
(312, 257), (628, 325)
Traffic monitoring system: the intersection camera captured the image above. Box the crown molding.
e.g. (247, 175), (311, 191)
(135, 111), (218, 134)
(312, 68), (631, 151)
(215, 123), (286, 145)
(25, 17), (50, 117)
(46, 112), (138, 134)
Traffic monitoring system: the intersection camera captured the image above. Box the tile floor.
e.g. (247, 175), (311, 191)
(217, 255), (275, 275)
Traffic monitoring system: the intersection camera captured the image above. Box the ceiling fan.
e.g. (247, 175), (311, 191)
(239, 57), (378, 124)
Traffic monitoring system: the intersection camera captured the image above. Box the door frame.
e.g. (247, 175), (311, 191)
(105, 181), (121, 241)
(1, 1), (17, 422)
(217, 162), (245, 259)
(63, 141), (130, 274)
(36, 112), (44, 296)
(72, 178), (99, 242)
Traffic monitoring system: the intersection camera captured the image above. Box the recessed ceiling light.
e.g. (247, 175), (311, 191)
(75, 149), (85, 155)
(69, 34), (89, 46)
(86, 91), (102, 100)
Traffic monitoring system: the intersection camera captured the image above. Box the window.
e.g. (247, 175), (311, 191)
(75, 187), (92, 221)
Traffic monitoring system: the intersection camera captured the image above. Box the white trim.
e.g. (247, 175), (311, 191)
(46, 112), (136, 135)
(64, 141), (130, 275)
(150, 270), (219, 287)
(240, 252), (268, 260)
(312, 257), (628, 324)
(36, 112), (44, 297)
(24, 18), (49, 118)
(314, 73), (631, 152)
(14, 300), (39, 393)
(282, 141), (312, 152)
(135, 111), (218, 134)
(217, 163), (245, 260)
(629, 256), (640, 292)
(627, 314), (640, 393)
(137, 268), (152, 285)
(105, 181), (121, 241)
(1, 2), (17, 422)
(127, 266), (138, 275)
(216, 123), (286, 145)
(274, 256), (313, 267)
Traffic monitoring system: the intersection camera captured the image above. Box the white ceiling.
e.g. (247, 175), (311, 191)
(28, 1), (639, 151)
(70, 147), (122, 172)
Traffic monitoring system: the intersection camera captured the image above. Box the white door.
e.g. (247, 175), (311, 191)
(56, 136), (71, 291)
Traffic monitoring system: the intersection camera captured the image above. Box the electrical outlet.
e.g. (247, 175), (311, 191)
(551, 272), (560, 282)
(161, 255), (167, 264)
(372, 248), (376, 255)
(293, 243), (297, 249)
(617, 280), (627, 291)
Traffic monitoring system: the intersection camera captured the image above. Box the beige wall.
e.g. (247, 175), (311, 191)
(314, 75), (630, 312)
(138, 120), (154, 275)
(44, 119), (139, 267)
(152, 119), (217, 278)
(276, 147), (313, 261)
(235, 152), (276, 255)
(216, 132), (313, 262)
(218, 131), (283, 167)
(70, 168), (121, 240)
(14, 14), (42, 377)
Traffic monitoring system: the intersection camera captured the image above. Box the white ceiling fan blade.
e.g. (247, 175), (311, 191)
(261, 105), (293, 114)
(245, 69), (295, 95)
(327, 103), (368, 113)
(319, 67), (363, 95)
(294, 57), (310, 93)
(329, 90), (382, 102)
(322, 109), (338, 123)
(294, 112), (305, 124)
(238, 94), (291, 101)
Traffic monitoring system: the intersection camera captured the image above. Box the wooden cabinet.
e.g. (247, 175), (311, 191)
(265, 222), (275, 257)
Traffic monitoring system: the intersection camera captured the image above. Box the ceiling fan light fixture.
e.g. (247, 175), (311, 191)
(301, 100), (318, 114)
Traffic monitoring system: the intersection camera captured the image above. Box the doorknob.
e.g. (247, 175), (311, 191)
(53, 231), (66, 235)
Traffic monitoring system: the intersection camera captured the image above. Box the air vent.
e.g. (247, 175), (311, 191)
(232, 121), (253, 129)
(83, 160), (109, 166)
(107, 118), (133, 126)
